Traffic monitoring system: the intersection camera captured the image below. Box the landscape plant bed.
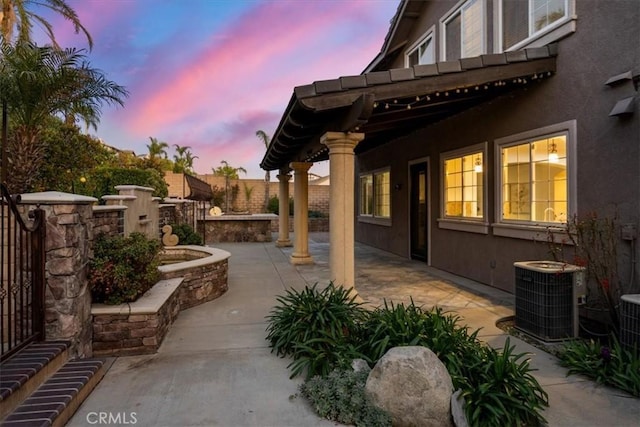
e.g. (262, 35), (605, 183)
(267, 283), (549, 427)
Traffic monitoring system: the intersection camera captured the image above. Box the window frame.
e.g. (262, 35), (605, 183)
(493, 120), (577, 240)
(495, 0), (576, 52)
(438, 142), (489, 234)
(440, 0), (487, 61)
(358, 167), (392, 226)
(405, 26), (436, 67)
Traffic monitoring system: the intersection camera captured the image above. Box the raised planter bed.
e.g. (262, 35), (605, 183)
(91, 278), (182, 357)
(91, 245), (231, 356)
(198, 213), (277, 243)
(158, 245), (231, 310)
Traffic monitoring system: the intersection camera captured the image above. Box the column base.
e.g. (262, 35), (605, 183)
(276, 239), (292, 247)
(290, 254), (314, 265)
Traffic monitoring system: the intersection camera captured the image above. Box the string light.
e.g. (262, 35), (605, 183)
(370, 72), (552, 111)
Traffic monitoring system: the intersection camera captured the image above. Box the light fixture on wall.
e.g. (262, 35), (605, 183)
(474, 155), (483, 173)
(548, 141), (559, 163)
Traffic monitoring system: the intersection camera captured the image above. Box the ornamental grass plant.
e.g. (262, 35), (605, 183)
(558, 335), (640, 397)
(266, 285), (550, 426)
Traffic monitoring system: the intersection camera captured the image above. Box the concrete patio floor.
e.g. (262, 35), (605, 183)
(68, 233), (639, 427)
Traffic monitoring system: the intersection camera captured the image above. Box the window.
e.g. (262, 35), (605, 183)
(360, 169), (390, 219)
(501, 0), (569, 50)
(442, 0), (484, 60)
(496, 121), (576, 233)
(407, 32), (435, 67)
(443, 152), (484, 219)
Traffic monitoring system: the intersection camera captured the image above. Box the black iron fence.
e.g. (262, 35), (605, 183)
(0, 183), (46, 361)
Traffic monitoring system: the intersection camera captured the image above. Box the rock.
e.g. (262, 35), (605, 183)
(365, 346), (454, 427)
(351, 358), (370, 373)
(451, 390), (469, 427)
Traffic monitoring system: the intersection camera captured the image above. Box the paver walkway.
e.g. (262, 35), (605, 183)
(68, 234), (640, 426)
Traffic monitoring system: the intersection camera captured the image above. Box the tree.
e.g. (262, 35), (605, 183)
(172, 144), (198, 175)
(256, 129), (271, 212)
(1, 0), (94, 187)
(37, 115), (114, 192)
(212, 160), (246, 212)
(0, 0), (93, 49)
(0, 42), (128, 192)
(144, 136), (171, 172)
(146, 136), (168, 160)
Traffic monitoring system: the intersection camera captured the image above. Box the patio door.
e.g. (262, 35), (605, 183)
(410, 162), (428, 261)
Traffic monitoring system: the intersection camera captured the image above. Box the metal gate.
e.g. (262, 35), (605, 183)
(0, 183), (46, 361)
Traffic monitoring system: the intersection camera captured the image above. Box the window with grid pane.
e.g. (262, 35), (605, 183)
(374, 171), (390, 217)
(501, 134), (567, 223)
(359, 175), (373, 215)
(444, 152), (484, 219)
(360, 170), (390, 219)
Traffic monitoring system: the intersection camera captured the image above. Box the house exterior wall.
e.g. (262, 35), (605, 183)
(356, 0), (640, 292)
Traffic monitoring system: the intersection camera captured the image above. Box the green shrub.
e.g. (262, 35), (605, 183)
(171, 223), (203, 245)
(447, 337), (549, 427)
(300, 367), (391, 427)
(267, 195), (293, 216)
(265, 283), (367, 378)
(359, 301), (479, 363)
(558, 335), (640, 397)
(86, 166), (169, 200)
(267, 292), (549, 426)
(89, 232), (161, 304)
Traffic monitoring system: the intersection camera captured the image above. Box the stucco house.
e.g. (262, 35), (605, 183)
(260, 0), (639, 297)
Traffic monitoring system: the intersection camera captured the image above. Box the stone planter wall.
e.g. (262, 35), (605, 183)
(198, 214), (277, 243)
(92, 206), (125, 238)
(270, 217), (329, 233)
(158, 246), (231, 310)
(92, 278), (182, 357)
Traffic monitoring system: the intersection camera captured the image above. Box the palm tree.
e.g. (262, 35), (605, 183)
(1, 0), (93, 186)
(213, 160), (246, 212)
(0, 0), (93, 49)
(0, 42), (127, 192)
(147, 136), (169, 160)
(172, 144), (198, 175)
(256, 129), (271, 212)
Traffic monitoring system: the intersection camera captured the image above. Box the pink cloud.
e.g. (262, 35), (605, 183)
(123, 1), (385, 133)
(92, 0), (397, 178)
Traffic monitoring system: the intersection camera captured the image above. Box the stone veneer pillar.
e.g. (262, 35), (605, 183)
(321, 132), (364, 289)
(276, 172), (292, 247)
(19, 191), (98, 358)
(289, 162), (314, 265)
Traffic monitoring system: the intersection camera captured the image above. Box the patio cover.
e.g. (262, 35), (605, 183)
(260, 44), (557, 171)
(184, 174), (213, 201)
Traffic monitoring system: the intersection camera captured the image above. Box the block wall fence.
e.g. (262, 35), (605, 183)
(164, 172), (330, 216)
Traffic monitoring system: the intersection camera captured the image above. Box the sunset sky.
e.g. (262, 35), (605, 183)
(35, 0), (400, 178)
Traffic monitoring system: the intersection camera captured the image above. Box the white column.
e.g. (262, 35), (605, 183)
(289, 162), (314, 264)
(321, 131), (364, 289)
(276, 172), (292, 247)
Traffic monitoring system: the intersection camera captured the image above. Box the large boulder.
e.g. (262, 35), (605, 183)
(365, 346), (454, 427)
